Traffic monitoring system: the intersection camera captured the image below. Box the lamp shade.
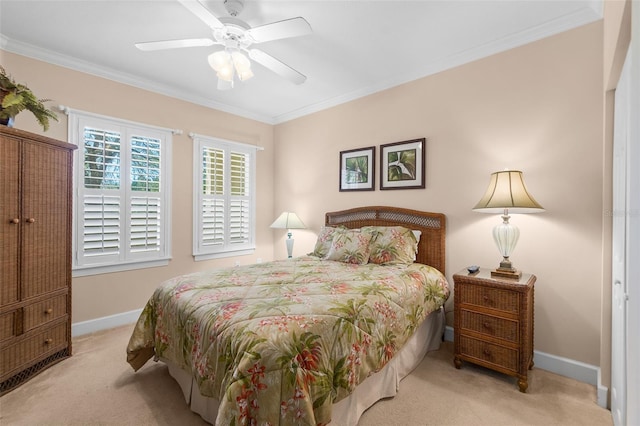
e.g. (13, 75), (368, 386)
(473, 170), (544, 214)
(270, 212), (306, 230)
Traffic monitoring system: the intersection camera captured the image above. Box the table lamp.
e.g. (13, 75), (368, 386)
(473, 170), (544, 279)
(270, 212), (306, 258)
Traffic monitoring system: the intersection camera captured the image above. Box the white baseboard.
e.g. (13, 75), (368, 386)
(444, 326), (608, 408)
(72, 309), (142, 337)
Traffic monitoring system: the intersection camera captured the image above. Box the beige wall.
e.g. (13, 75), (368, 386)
(1, 16), (615, 368)
(1, 51), (276, 323)
(274, 22), (605, 365)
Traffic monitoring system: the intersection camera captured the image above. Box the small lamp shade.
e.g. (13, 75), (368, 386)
(270, 212), (306, 258)
(473, 170), (544, 279)
(270, 212), (306, 230)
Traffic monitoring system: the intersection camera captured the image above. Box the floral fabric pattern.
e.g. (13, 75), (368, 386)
(126, 256), (449, 426)
(308, 226), (340, 258)
(324, 229), (373, 264)
(363, 226), (419, 265)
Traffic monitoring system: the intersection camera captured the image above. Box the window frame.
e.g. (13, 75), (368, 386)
(192, 134), (258, 261)
(68, 110), (173, 276)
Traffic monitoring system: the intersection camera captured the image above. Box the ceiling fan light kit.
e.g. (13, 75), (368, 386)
(135, 0), (312, 90)
(208, 49), (254, 90)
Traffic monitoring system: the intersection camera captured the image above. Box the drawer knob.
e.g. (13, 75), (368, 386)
(483, 295), (489, 301)
(27, 217), (36, 223)
(483, 322), (491, 329)
(44, 338), (53, 344)
(10, 218), (20, 224)
(45, 308), (53, 315)
(483, 348), (491, 356)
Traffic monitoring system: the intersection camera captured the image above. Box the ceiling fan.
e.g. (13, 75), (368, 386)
(135, 0), (312, 89)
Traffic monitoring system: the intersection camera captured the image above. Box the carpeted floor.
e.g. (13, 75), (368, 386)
(0, 324), (613, 425)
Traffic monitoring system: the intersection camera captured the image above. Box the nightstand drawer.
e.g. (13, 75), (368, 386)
(460, 335), (518, 372)
(461, 310), (518, 342)
(459, 284), (519, 313)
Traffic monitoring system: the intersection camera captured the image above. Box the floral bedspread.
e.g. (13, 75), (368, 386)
(126, 256), (449, 426)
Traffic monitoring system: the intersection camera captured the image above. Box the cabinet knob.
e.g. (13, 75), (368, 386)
(45, 308), (53, 315)
(10, 218), (20, 224)
(27, 217), (36, 223)
(44, 338), (53, 344)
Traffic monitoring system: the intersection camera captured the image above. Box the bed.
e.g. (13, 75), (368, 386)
(127, 206), (449, 425)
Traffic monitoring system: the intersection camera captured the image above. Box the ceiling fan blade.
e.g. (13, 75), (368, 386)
(248, 49), (307, 85)
(246, 17), (312, 43)
(135, 38), (215, 51)
(177, 0), (225, 30)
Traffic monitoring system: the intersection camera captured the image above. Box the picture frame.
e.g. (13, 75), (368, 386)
(380, 138), (426, 190)
(339, 146), (375, 191)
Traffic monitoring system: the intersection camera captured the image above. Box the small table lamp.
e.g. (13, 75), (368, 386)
(270, 212), (306, 258)
(473, 170), (544, 279)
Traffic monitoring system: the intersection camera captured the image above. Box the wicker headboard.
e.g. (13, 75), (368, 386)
(325, 206), (446, 274)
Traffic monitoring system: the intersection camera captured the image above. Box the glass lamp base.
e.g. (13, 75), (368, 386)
(286, 238), (294, 258)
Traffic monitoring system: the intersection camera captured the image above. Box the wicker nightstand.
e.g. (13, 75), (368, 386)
(453, 268), (535, 392)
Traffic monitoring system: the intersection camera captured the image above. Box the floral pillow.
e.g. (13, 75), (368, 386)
(308, 226), (341, 258)
(362, 226), (418, 265)
(324, 228), (373, 264)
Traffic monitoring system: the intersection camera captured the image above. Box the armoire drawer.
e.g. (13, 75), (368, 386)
(0, 311), (16, 342)
(23, 294), (68, 332)
(0, 321), (68, 380)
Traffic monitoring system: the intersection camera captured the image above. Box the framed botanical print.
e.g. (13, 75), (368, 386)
(380, 138), (425, 190)
(339, 146), (375, 191)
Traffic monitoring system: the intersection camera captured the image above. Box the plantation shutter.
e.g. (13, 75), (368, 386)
(193, 135), (257, 260)
(79, 125), (123, 264)
(69, 111), (172, 274)
(229, 151), (250, 245)
(202, 147), (225, 247)
(128, 135), (162, 255)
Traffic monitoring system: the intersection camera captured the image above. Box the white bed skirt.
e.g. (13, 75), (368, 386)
(164, 308), (445, 426)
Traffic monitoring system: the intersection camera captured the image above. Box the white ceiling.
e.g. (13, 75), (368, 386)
(0, 0), (602, 124)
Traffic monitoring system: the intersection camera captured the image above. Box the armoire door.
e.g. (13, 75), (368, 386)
(20, 140), (72, 300)
(0, 134), (21, 340)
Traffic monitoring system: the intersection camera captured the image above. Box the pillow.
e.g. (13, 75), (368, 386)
(412, 230), (422, 245)
(308, 226), (340, 258)
(324, 228), (373, 264)
(362, 226), (418, 265)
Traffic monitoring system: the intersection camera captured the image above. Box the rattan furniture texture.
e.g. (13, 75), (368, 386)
(453, 267), (535, 392)
(0, 126), (76, 395)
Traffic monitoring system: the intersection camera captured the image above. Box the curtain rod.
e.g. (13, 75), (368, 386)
(58, 105), (183, 135)
(188, 132), (265, 151)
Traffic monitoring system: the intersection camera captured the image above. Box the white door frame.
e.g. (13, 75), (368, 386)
(625, 3), (640, 424)
(611, 4), (639, 425)
(611, 46), (629, 426)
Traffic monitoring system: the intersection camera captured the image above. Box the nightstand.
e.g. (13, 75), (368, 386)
(453, 267), (535, 392)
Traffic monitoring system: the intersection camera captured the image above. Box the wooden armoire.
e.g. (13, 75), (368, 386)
(0, 126), (76, 394)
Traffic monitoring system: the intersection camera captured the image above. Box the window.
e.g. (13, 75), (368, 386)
(193, 134), (258, 260)
(69, 111), (172, 276)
